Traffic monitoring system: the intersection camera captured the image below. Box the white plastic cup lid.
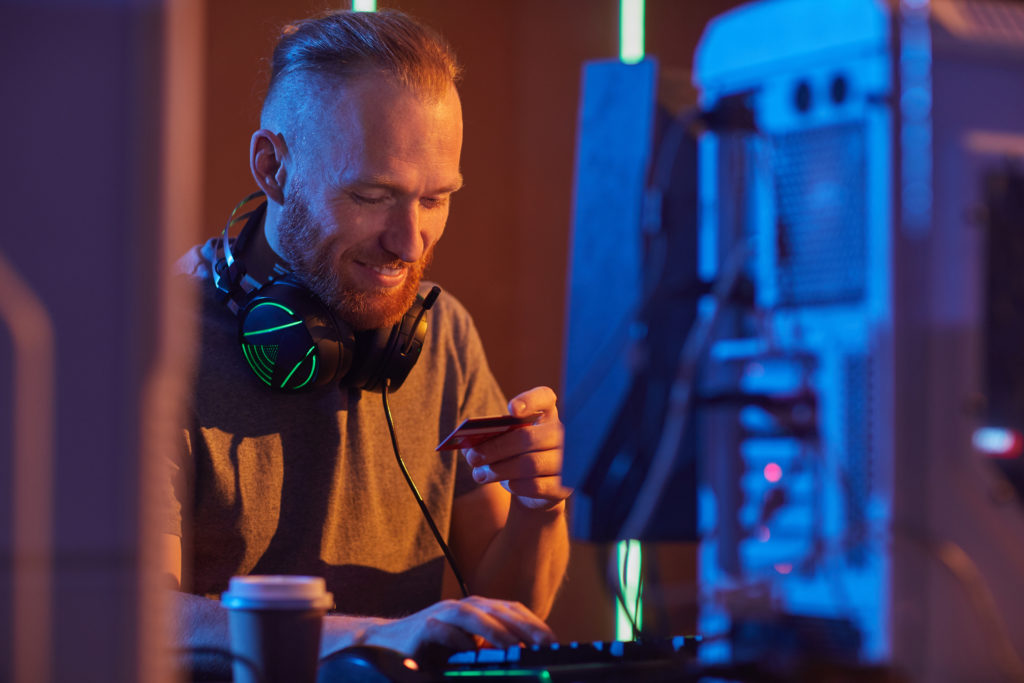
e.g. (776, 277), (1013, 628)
(221, 575), (333, 611)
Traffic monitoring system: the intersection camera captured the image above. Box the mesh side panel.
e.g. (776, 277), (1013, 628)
(772, 124), (867, 306)
(717, 134), (754, 259)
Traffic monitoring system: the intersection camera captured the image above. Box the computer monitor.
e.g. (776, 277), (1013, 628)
(560, 57), (702, 544)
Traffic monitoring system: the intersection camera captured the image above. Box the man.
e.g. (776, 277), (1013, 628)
(169, 8), (572, 664)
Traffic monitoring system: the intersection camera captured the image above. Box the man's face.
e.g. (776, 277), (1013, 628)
(269, 75), (463, 331)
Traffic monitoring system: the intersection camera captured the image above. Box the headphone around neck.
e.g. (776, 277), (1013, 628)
(212, 192), (440, 393)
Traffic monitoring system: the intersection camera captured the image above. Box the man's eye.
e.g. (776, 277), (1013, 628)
(351, 193), (388, 205)
(420, 196), (448, 209)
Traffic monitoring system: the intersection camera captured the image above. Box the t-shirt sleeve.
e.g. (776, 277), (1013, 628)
(441, 296), (508, 498)
(161, 433), (187, 538)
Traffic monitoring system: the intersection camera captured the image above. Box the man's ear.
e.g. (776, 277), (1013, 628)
(250, 129), (288, 205)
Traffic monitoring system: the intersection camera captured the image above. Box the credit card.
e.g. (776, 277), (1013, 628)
(435, 413), (542, 451)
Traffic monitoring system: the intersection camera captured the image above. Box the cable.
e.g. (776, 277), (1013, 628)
(620, 238), (752, 541)
(220, 190), (266, 270)
(932, 539), (1024, 682)
(381, 379), (470, 598)
(892, 527), (1024, 683)
(633, 576), (645, 639)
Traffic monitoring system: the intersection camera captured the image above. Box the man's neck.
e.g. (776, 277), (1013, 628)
(234, 204), (293, 286)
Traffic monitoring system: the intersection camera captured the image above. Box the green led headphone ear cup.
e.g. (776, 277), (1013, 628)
(237, 280), (353, 391)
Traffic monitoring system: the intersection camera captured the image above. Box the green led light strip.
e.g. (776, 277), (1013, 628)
(295, 354), (318, 390)
(243, 320), (303, 337)
(619, 0), (645, 64)
(252, 301), (296, 316)
(616, 539), (642, 640)
(351, 0), (376, 11)
(242, 345), (273, 385)
(282, 346), (317, 389)
(445, 671), (552, 681)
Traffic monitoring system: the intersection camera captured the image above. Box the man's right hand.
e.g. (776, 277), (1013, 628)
(322, 595), (556, 659)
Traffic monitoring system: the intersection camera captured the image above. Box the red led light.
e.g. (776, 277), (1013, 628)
(774, 563), (793, 575)
(763, 462), (783, 482)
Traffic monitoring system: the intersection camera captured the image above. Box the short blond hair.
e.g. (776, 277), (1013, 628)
(264, 8), (460, 112)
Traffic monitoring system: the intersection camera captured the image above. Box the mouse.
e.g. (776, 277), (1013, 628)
(316, 645), (442, 683)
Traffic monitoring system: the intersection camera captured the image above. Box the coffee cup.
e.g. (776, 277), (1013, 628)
(221, 575), (333, 683)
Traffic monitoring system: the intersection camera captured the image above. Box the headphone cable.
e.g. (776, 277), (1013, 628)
(381, 380), (471, 598)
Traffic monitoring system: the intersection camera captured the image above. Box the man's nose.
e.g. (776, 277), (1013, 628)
(381, 202), (427, 263)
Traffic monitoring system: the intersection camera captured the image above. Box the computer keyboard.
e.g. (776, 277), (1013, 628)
(444, 635), (701, 681)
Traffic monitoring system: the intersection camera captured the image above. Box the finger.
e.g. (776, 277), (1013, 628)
(508, 386), (559, 422)
(502, 603), (557, 643)
(503, 475), (574, 502)
(472, 450), (563, 484)
(426, 607), (519, 649)
(464, 421), (563, 466)
(463, 597), (556, 644)
(421, 616), (479, 653)
(432, 599), (543, 647)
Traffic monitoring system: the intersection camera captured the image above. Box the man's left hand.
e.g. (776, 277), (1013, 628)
(463, 386), (573, 511)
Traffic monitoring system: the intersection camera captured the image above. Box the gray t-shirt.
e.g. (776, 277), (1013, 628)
(173, 242), (507, 617)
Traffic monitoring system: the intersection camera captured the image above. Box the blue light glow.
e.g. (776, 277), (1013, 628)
(972, 427), (1023, 458)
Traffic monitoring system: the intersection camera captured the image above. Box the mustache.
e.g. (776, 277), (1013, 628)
(350, 245), (435, 273)
(354, 257), (416, 269)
